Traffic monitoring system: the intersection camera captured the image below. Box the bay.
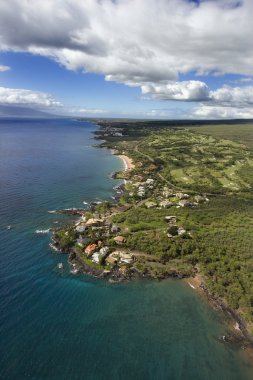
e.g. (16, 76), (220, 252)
(0, 118), (252, 380)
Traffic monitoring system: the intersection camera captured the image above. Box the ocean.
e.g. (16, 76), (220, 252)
(0, 118), (252, 380)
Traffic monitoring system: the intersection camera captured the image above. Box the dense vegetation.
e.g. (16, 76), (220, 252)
(96, 120), (253, 331)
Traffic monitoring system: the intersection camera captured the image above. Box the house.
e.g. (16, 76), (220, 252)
(165, 216), (177, 224)
(177, 228), (186, 236)
(176, 192), (190, 200)
(119, 252), (133, 264)
(132, 181), (142, 187)
(100, 246), (109, 257)
(104, 220), (111, 228)
(146, 178), (154, 186)
(114, 236), (126, 244)
(91, 226), (103, 231)
(159, 200), (174, 208)
(105, 252), (119, 265)
(85, 218), (103, 227)
(137, 190), (145, 197)
(163, 187), (175, 198)
(113, 132), (123, 137)
(111, 224), (121, 234)
(75, 224), (87, 233)
(145, 201), (157, 209)
(194, 195), (209, 203)
(91, 252), (100, 263)
(76, 235), (90, 246)
(85, 243), (98, 256)
(178, 200), (193, 207)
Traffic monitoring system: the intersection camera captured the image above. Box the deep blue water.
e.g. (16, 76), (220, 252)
(0, 118), (252, 380)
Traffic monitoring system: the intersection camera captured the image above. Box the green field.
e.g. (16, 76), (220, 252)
(191, 123), (253, 149)
(137, 129), (253, 193)
(95, 120), (253, 331)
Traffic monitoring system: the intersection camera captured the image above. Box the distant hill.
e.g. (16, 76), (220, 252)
(0, 105), (59, 118)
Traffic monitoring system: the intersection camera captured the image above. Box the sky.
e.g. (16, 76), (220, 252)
(0, 0), (253, 119)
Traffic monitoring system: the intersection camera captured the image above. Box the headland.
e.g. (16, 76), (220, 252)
(51, 119), (253, 351)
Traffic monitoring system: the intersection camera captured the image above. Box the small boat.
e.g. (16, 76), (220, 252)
(35, 229), (50, 234)
(57, 263), (63, 269)
(83, 201), (88, 205)
(48, 210), (57, 214)
(7, 225), (12, 230)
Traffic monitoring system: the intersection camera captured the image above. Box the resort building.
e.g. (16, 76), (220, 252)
(114, 236), (126, 244)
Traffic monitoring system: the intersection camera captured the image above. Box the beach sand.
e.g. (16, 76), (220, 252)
(118, 155), (135, 171)
(186, 273), (203, 290)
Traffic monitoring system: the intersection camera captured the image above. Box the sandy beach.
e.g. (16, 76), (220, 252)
(118, 155), (135, 171)
(186, 273), (203, 290)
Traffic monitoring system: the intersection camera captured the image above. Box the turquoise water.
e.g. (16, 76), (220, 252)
(0, 118), (252, 379)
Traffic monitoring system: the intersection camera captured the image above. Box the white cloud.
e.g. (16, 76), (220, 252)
(194, 105), (253, 119)
(141, 81), (210, 101)
(0, 65), (10, 72)
(1, 0), (253, 119)
(76, 108), (108, 114)
(1, 0), (253, 85)
(0, 87), (61, 107)
(211, 85), (253, 105)
(238, 77), (253, 83)
(140, 81), (253, 107)
(144, 108), (188, 118)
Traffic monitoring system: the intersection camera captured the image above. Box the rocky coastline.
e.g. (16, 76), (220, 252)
(52, 231), (187, 283)
(49, 122), (253, 353)
(187, 275), (253, 349)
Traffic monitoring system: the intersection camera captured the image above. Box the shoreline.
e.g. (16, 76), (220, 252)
(108, 130), (253, 354)
(112, 151), (135, 171)
(185, 274), (253, 352)
(51, 123), (253, 358)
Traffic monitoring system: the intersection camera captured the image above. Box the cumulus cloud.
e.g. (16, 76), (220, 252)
(1, 0), (253, 84)
(1, 0), (253, 118)
(211, 85), (253, 106)
(0, 87), (61, 107)
(141, 81), (210, 101)
(0, 65), (10, 72)
(141, 81), (253, 107)
(194, 105), (253, 119)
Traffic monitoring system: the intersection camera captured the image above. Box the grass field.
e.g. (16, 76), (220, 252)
(191, 124), (253, 149)
(136, 128), (253, 193)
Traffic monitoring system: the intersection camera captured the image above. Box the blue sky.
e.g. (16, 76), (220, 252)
(0, 52), (141, 111)
(0, 0), (253, 119)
